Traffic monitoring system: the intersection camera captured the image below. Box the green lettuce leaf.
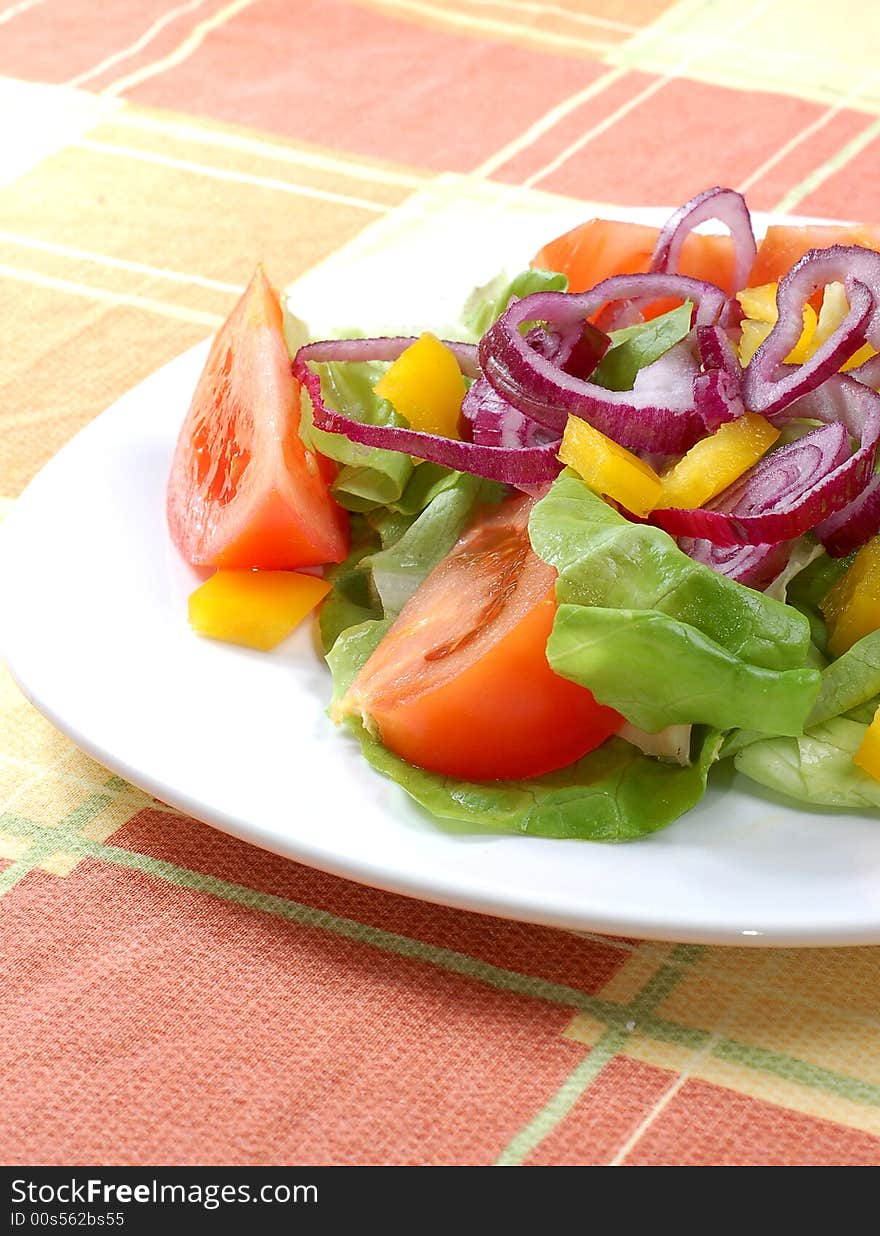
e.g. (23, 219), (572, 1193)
(461, 268), (568, 339)
(807, 629), (880, 727)
(530, 474), (819, 735)
(361, 474), (500, 622)
(734, 717), (880, 810)
(592, 301), (693, 392)
(320, 472), (500, 652)
(318, 516), (383, 654)
(327, 612), (722, 840)
(321, 470), (723, 840)
(548, 605), (820, 735)
(530, 473), (815, 672)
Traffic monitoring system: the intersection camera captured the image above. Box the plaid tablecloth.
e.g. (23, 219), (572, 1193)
(3, 0), (880, 1167)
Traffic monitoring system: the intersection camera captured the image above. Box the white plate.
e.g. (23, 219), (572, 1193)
(4, 189), (880, 947)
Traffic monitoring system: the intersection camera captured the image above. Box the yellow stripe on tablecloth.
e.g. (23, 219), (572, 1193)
(352, 0), (620, 57)
(0, 263), (224, 327)
(0, 231), (244, 295)
(101, 0), (262, 96)
(85, 117), (412, 208)
(607, 0), (880, 112)
(112, 109), (430, 191)
(66, 0), (210, 90)
(0, 0), (46, 25)
(74, 138), (390, 214)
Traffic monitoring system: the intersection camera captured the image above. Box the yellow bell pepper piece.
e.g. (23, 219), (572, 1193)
(736, 282), (817, 366)
(654, 413), (780, 510)
(737, 283), (779, 323)
(373, 332), (465, 438)
(810, 281), (876, 371)
(189, 569), (331, 652)
(822, 536), (880, 659)
(559, 416), (662, 517)
(853, 704), (880, 781)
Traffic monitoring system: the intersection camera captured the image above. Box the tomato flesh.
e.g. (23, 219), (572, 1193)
(749, 224), (880, 288)
(167, 266), (348, 569)
(342, 494), (621, 781)
(532, 218), (736, 318)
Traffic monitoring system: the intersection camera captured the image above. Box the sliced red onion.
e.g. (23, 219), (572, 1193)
(850, 352), (880, 389)
(563, 321), (612, 378)
(743, 246), (880, 417)
(681, 538), (791, 589)
(294, 340), (562, 484)
(461, 378), (559, 449)
(650, 186), (757, 294)
(479, 278), (729, 453)
(295, 334), (482, 379)
(650, 421), (855, 545)
(816, 473), (880, 557)
(693, 324), (744, 431)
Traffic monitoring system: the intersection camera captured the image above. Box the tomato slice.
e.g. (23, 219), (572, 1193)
(341, 494), (621, 781)
(749, 224), (880, 288)
(167, 266), (349, 569)
(532, 218), (736, 317)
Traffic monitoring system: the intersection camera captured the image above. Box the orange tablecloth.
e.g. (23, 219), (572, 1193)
(3, 0), (880, 1166)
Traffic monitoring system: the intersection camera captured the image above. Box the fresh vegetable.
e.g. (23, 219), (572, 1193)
(373, 332), (465, 438)
(742, 247), (880, 418)
(478, 277), (730, 454)
(655, 413), (780, 511)
(853, 705), (880, 780)
(529, 474), (813, 671)
(167, 186), (880, 839)
(529, 475), (819, 734)
(188, 569), (331, 651)
(649, 187), (756, 295)
(737, 283), (817, 365)
(749, 224), (880, 288)
(735, 716), (880, 809)
(590, 301), (693, 391)
(558, 417), (662, 517)
(531, 218), (737, 302)
(295, 337), (561, 485)
(822, 535), (880, 657)
(167, 267), (349, 569)
(337, 492), (621, 781)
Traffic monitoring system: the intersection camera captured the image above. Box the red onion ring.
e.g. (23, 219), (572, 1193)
(294, 339), (562, 484)
(650, 186), (757, 294)
(680, 539), (791, 589)
(652, 375), (880, 545)
(743, 246), (880, 418)
(694, 324), (744, 431)
(816, 474), (880, 557)
(650, 421), (857, 545)
(461, 377), (559, 449)
(479, 278), (731, 453)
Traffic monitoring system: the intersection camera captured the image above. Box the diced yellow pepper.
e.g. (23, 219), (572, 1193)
(654, 413), (780, 510)
(188, 569), (331, 652)
(559, 416), (662, 517)
(853, 705), (880, 781)
(373, 332), (465, 438)
(737, 282), (817, 366)
(809, 280), (877, 371)
(822, 536), (880, 659)
(737, 283), (779, 323)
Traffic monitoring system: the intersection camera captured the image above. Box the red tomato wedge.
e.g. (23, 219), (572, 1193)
(749, 224), (880, 288)
(532, 218), (736, 317)
(167, 266), (349, 569)
(340, 494), (621, 781)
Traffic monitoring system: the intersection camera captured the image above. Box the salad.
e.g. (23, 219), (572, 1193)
(166, 187), (880, 842)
